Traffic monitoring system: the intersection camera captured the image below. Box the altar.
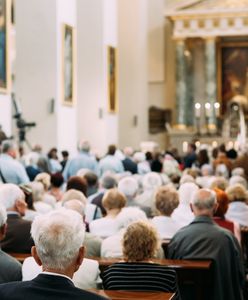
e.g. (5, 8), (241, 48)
(165, 0), (248, 152)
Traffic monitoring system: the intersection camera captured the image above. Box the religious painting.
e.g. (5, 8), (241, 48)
(0, 0), (10, 93)
(107, 46), (117, 113)
(218, 42), (248, 114)
(62, 24), (75, 106)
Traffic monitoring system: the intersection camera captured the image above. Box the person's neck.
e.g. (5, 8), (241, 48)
(106, 208), (121, 218)
(42, 267), (74, 279)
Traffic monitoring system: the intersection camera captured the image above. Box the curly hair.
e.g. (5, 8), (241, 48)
(155, 186), (179, 216)
(122, 221), (159, 262)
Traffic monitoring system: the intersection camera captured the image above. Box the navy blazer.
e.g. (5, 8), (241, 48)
(0, 274), (107, 300)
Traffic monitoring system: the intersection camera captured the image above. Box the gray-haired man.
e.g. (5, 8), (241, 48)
(168, 188), (244, 300)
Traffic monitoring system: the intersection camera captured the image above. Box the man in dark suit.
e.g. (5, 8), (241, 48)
(167, 188), (244, 300)
(0, 204), (22, 283)
(0, 208), (106, 299)
(122, 147), (138, 174)
(0, 184), (34, 253)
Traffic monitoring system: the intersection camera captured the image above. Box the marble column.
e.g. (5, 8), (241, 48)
(175, 39), (187, 128)
(205, 37), (217, 128)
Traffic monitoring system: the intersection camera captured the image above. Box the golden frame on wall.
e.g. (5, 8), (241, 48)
(217, 41), (248, 115)
(0, 0), (11, 94)
(107, 46), (118, 113)
(61, 23), (76, 106)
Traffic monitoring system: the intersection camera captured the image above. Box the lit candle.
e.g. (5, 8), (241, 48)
(214, 102), (220, 117)
(194, 102), (201, 118)
(205, 102), (211, 118)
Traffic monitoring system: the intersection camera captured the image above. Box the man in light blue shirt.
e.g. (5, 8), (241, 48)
(0, 141), (29, 185)
(99, 145), (124, 176)
(63, 140), (98, 181)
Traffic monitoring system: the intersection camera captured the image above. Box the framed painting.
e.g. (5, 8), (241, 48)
(0, 0), (10, 93)
(218, 42), (248, 115)
(61, 24), (75, 106)
(107, 46), (117, 113)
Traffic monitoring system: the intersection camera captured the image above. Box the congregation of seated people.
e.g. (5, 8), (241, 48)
(0, 139), (247, 299)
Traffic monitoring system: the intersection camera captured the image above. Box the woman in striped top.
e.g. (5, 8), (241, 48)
(101, 221), (180, 299)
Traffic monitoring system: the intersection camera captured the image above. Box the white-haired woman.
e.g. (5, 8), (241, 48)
(172, 182), (199, 227)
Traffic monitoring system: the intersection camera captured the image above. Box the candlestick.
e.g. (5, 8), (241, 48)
(194, 102), (201, 118)
(205, 102), (211, 118)
(214, 102), (220, 117)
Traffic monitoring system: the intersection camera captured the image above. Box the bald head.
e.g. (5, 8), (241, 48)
(191, 188), (217, 216)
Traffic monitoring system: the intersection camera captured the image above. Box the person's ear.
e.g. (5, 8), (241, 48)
(213, 203), (219, 213)
(32, 246), (42, 266)
(75, 246), (85, 272)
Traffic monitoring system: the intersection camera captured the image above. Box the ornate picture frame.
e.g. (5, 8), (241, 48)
(218, 41), (248, 115)
(61, 24), (75, 106)
(107, 46), (117, 113)
(0, 0), (10, 94)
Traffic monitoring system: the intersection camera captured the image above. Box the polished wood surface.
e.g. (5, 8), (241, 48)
(88, 289), (175, 300)
(88, 256), (212, 270)
(8, 252), (30, 262)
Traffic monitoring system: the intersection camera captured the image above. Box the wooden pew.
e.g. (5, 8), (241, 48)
(8, 252), (212, 300)
(88, 257), (212, 300)
(88, 289), (175, 300)
(7, 252), (30, 263)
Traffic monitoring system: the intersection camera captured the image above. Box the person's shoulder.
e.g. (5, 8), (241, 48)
(0, 250), (22, 268)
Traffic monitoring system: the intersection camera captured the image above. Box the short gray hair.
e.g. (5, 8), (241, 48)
(0, 204), (7, 227)
(61, 189), (87, 206)
(0, 184), (24, 209)
(1, 141), (15, 153)
(118, 177), (138, 198)
(100, 174), (117, 189)
(78, 140), (90, 152)
(115, 207), (147, 230)
(31, 208), (85, 271)
(191, 188), (217, 210)
(63, 199), (86, 217)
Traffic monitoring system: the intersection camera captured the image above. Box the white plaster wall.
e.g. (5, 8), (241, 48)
(77, 0), (118, 156)
(77, 0), (105, 155)
(15, 0), (57, 151)
(148, 0), (165, 83)
(147, 0), (167, 150)
(103, 0), (118, 149)
(56, 0), (77, 155)
(118, 0), (148, 150)
(0, 95), (11, 136)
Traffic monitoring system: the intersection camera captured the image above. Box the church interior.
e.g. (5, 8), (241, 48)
(0, 1), (248, 300)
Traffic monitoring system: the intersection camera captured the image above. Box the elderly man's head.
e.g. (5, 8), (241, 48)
(190, 188), (217, 217)
(63, 199), (85, 218)
(31, 209), (85, 276)
(118, 177), (138, 199)
(1, 141), (17, 158)
(0, 184), (26, 216)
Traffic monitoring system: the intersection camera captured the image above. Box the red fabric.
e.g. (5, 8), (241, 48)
(213, 217), (234, 234)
